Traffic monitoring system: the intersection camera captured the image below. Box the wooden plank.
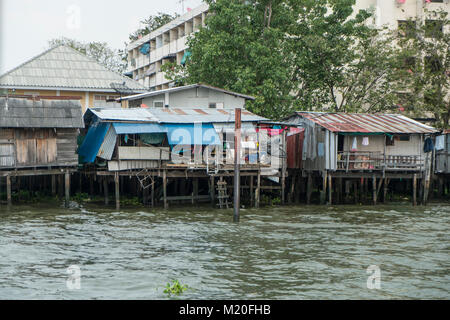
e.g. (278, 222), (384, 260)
(118, 146), (170, 160)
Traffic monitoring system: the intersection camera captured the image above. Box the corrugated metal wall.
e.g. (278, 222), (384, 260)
(97, 126), (117, 160)
(436, 133), (450, 174)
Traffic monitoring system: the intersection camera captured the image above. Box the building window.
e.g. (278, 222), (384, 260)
(425, 55), (442, 73)
(425, 20), (444, 38)
(399, 135), (410, 142)
(209, 103), (216, 109)
(398, 20), (416, 38)
(429, 0), (443, 3)
(154, 101), (164, 108)
(386, 136), (395, 146)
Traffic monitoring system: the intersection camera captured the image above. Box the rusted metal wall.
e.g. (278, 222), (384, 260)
(287, 129), (304, 169)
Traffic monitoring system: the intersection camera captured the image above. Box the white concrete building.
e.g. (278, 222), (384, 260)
(354, 0), (449, 30)
(126, 1), (449, 92)
(126, 3), (209, 91)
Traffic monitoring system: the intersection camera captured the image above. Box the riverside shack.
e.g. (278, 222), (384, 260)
(284, 111), (439, 205)
(78, 106), (288, 210)
(0, 96), (84, 206)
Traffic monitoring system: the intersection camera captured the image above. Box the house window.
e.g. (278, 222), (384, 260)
(399, 135), (410, 142)
(94, 95), (107, 101)
(386, 136), (395, 146)
(425, 20), (444, 38)
(209, 103), (216, 109)
(154, 101), (164, 108)
(398, 20), (416, 38)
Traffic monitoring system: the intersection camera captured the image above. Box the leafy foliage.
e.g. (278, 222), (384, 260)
(163, 0), (399, 119)
(163, 279), (188, 297)
(49, 37), (126, 73)
(128, 13), (179, 42)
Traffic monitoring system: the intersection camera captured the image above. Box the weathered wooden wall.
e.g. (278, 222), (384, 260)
(0, 128), (78, 168)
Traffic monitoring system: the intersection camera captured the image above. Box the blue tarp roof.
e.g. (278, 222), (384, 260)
(78, 122), (110, 163)
(113, 123), (167, 134)
(166, 123), (221, 146)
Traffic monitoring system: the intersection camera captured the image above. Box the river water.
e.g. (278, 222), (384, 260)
(0, 202), (448, 299)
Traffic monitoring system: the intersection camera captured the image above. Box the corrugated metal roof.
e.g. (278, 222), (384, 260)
(118, 84), (255, 101)
(0, 97), (84, 128)
(0, 45), (147, 92)
(86, 107), (266, 124)
(294, 112), (438, 134)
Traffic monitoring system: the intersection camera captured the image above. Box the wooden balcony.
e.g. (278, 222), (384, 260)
(337, 152), (424, 172)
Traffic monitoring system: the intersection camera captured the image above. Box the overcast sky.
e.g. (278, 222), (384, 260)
(0, 0), (204, 74)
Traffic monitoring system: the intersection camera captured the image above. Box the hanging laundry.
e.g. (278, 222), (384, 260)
(351, 137), (358, 151)
(435, 135), (445, 151)
(124, 134), (129, 144)
(423, 137), (434, 153)
(362, 137), (369, 146)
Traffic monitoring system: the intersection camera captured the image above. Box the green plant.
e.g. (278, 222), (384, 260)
(163, 279), (188, 297)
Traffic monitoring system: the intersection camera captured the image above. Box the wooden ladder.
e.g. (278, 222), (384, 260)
(216, 180), (229, 209)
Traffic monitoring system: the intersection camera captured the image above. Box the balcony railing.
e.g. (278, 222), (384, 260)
(337, 152), (424, 171)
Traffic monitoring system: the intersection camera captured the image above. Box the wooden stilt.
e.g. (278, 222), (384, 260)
(193, 178), (199, 204)
(337, 178), (343, 204)
(255, 170), (261, 208)
(413, 174), (417, 206)
(115, 172), (120, 211)
(328, 174), (332, 205)
(58, 175), (64, 198)
(89, 175), (94, 196)
(210, 176), (215, 206)
(249, 175), (254, 207)
(151, 174), (155, 208)
(103, 178), (109, 205)
(383, 178), (388, 203)
(163, 170), (168, 209)
(6, 175), (12, 206)
(354, 181), (358, 204)
(289, 174), (296, 204)
(65, 172), (70, 208)
(372, 175), (377, 205)
(51, 175), (56, 196)
(306, 173), (312, 205)
(320, 171), (327, 205)
(345, 180), (351, 204)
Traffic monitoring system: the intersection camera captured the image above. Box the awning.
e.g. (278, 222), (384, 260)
(166, 123), (221, 145)
(180, 50), (191, 65)
(113, 123), (167, 134)
(78, 122), (110, 163)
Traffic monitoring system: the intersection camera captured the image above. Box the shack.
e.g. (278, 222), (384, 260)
(0, 96), (84, 206)
(435, 129), (450, 196)
(284, 112), (439, 205)
(78, 107), (288, 209)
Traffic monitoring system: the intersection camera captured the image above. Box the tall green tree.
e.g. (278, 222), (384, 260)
(49, 37), (126, 73)
(163, 0), (397, 119)
(392, 9), (449, 128)
(128, 12), (179, 42)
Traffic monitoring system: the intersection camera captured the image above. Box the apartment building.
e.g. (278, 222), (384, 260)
(354, 0), (449, 30)
(126, 3), (209, 91)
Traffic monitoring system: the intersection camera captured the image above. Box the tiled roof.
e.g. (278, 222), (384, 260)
(0, 97), (84, 128)
(0, 45), (147, 93)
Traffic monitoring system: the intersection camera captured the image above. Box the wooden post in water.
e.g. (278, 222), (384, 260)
(103, 177), (109, 205)
(372, 175), (377, 205)
(114, 172), (120, 211)
(306, 173), (312, 205)
(6, 175), (12, 206)
(193, 178), (199, 204)
(51, 175), (56, 196)
(328, 174), (332, 205)
(354, 180), (358, 204)
(163, 169), (168, 210)
(255, 169), (261, 209)
(210, 176), (215, 206)
(151, 174), (155, 208)
(65, 172), (70, 208)
(249, 175), (254, 207)
(320, 171), (327, 205)
(233, 108), (241, 222)
(383, 178), (388, 203)
(413, 174), (417, 206)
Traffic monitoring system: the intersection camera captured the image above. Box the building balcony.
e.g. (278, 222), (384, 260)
(337, 152), (425, 172)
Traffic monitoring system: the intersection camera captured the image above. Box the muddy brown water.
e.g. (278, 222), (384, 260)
(0, 202), (448, 299)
